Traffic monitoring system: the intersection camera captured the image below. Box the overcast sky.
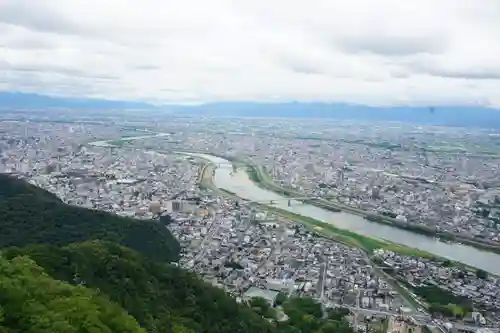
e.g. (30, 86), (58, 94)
(1, 0), (500, 106)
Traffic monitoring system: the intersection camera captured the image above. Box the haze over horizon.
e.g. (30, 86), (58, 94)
(1, 0), (500, 107)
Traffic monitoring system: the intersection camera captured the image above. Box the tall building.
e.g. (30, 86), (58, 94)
(336, 169), (345, 184)
(149, 201), (162, 214)
(45, 162), (58, 174)
(172, 200), (182, 212)
(24, 120), (29, 139)
(164, 200), (181, 213)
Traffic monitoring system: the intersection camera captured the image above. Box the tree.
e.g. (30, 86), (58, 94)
(3, 241), (276, 333)
(0, 174), (331, 333)
(0, 254), (145, 333)
(316, 321), (339, 333)
(297, 314), (321, 333)
(476, 269), (488, 280)
(249, 297), (275, 318)
(277, 325), (301, 333)
(275, 292), (288, 306)
(283, 297), (323, 319)
(0, 175), (180, 262)
(442, 260), (453, 267)
(327, 307), (350, 321)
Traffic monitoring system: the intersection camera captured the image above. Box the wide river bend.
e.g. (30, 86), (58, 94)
(193, 153), (500, 275)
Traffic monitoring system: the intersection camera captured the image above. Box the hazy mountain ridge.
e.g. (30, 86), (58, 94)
(172, 102), (500, 128)
(2, 91), (500, 128)
(0, 91), (154, 109)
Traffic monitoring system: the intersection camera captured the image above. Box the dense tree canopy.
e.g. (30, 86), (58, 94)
(0, 174), (179, 262)
(412, 285), (473, 318)
(3, 241), (276, 333)
(0, 173), (60, 201)
(476, 269), (488, 280)
(0, 175), (357, 333)
(0, 254), (145, 333)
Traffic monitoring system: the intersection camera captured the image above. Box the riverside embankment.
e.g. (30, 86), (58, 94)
(191, 152), (500, 275)
(89, 134), (500, 274)
(245, 163), (500, 255)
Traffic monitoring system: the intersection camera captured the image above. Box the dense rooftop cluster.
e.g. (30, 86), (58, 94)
(2, 110), (500, 333)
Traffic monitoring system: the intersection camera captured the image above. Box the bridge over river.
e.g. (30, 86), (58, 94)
(87, 136), (500, 275)
(191, 152), (500, 275)
(241, 196), (323, 206)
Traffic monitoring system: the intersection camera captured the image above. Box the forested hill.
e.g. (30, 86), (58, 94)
(0, 173), (61, 202)
(0, 174), (179, 262)
(0, 253), (146, 333)
(0, 175), (277, 333)
(0, 175), (354, 333)
(3, 241), (277, 333)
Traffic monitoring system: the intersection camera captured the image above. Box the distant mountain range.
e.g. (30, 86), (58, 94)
(2, 91), (500, 128)
(0, 91), (154, 109)
(171, 102), (500, 129)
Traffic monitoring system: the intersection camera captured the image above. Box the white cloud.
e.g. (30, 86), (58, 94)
(1, 0), (500, 106)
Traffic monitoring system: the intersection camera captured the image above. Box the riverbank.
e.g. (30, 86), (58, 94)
(245, 162), (500, 255)
(88, 134), (500, 274)
(200, 161), (435, 259)
(92, 137), (500, 273)
(200, 161), (434, 312)
(139, 138), (500, 254)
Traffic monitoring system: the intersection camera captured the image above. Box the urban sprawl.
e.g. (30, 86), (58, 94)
(1, 110), (500, 333)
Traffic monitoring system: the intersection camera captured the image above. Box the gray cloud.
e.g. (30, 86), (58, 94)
(280, 57), (324, 76)
(0, 1), (84, 36)
(426, 68), (500, 80)
(338, 35), (447, 56)
(0, 61), (119, 81)
(406, 59), (500, 80)
(0, 37), (56, 50)
(1, 0), (500, 106)
(134, 65), (162, 71)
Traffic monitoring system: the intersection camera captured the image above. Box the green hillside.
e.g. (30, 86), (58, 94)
(0, 173), (61, 201)
(3, 241), (276, 333)
(0, 174), (179, 262)
(0, 254), (145, 333)
(0, 174), (355, 333)
(0, 175), (276, 333)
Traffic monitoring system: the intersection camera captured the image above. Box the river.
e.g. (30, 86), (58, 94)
(192, 153), (500, 274)
(88, 133), (170, 147)
(88, 134), (500, 274)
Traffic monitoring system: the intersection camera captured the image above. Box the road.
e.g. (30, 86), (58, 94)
(327, 302), (433, 325)
(255, 220), (286, 272)
(207, 157), (433, 323)
(193, 214), (223, 262)
(93, 137), (437, 325)
(318, 260), (328, 301)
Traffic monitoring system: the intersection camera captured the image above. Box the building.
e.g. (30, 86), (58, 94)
(172, 200), (183, 212)
(149, 201), (162, 214)
(388, 316), (422, 333)
(165, 200), (183, 213)
(337, 169), (345, 184)
(160, 213), (173, 225)
(243, 287), (279, 307)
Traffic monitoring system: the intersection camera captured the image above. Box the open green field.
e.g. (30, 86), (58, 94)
(107, 139), (134, 147)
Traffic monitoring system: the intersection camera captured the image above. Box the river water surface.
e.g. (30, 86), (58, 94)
(193, 153), (500, 274)
(89, 134), (500, 275)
